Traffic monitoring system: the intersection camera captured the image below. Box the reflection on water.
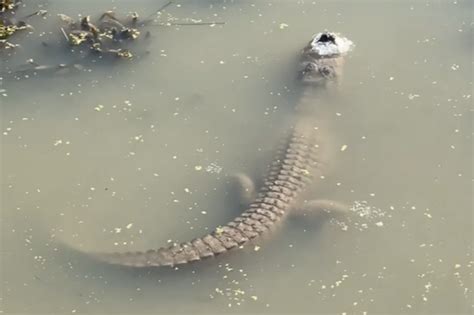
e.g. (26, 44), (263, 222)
(1, 0), (472, 314)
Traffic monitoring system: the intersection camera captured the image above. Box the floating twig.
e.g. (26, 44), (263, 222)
(60, 27), (69, 42)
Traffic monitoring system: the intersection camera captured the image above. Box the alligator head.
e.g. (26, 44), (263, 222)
(298, 31), (353, 86)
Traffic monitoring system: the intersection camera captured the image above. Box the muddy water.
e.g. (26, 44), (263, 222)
(1, 0), (472, 314)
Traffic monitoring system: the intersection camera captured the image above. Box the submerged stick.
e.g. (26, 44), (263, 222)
(150, 21), (225, 26)
(139, 0), (173, 26)
(21, 9), (48, 20)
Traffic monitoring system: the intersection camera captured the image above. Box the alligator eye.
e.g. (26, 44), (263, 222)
(319, 65), (334, 78)
(305, 63), (316, 72)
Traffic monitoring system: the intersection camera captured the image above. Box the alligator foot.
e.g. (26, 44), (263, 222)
(292, 199), (349, 220)
(228, 173), (256, 207)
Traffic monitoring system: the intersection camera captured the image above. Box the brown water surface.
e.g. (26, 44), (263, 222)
(1, 0), (472, 314)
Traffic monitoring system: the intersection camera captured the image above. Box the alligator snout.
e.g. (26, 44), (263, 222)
(298, 31), (354, 85)
(308, 32), (354, 57)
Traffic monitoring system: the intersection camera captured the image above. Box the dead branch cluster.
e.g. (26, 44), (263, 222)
(57, 11), (149, 60)
(1, 0), (46, 51)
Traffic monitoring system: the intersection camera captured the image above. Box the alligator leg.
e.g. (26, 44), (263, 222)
(228, 173), (257, 207)
(291, 199), (349, 220)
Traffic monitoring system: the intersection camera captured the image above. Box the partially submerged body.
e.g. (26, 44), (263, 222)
(64, 31), (354, 269)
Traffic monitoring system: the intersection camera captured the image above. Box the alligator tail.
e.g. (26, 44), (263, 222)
(78, 223), (261, 268)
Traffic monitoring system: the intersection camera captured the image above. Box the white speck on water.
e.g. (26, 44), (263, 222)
(408, 93), (420, 100)
(134, 135), (144, 142)
(206, 163), (223, 174)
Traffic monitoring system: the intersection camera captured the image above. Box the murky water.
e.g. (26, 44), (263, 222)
(1, 0), (472, 314)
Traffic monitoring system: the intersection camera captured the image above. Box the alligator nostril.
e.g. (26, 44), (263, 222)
(317, 33), (336, 44)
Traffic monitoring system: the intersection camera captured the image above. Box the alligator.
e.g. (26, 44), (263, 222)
(70, 31), (354, 268)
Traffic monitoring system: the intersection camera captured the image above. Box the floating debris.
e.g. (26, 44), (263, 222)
(0, 0), (17, 12)
(1, 0), (46, 54)
(2, 2), (226, 79)
(206, 163), (223, 174)
(56, 11), (148, 61)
